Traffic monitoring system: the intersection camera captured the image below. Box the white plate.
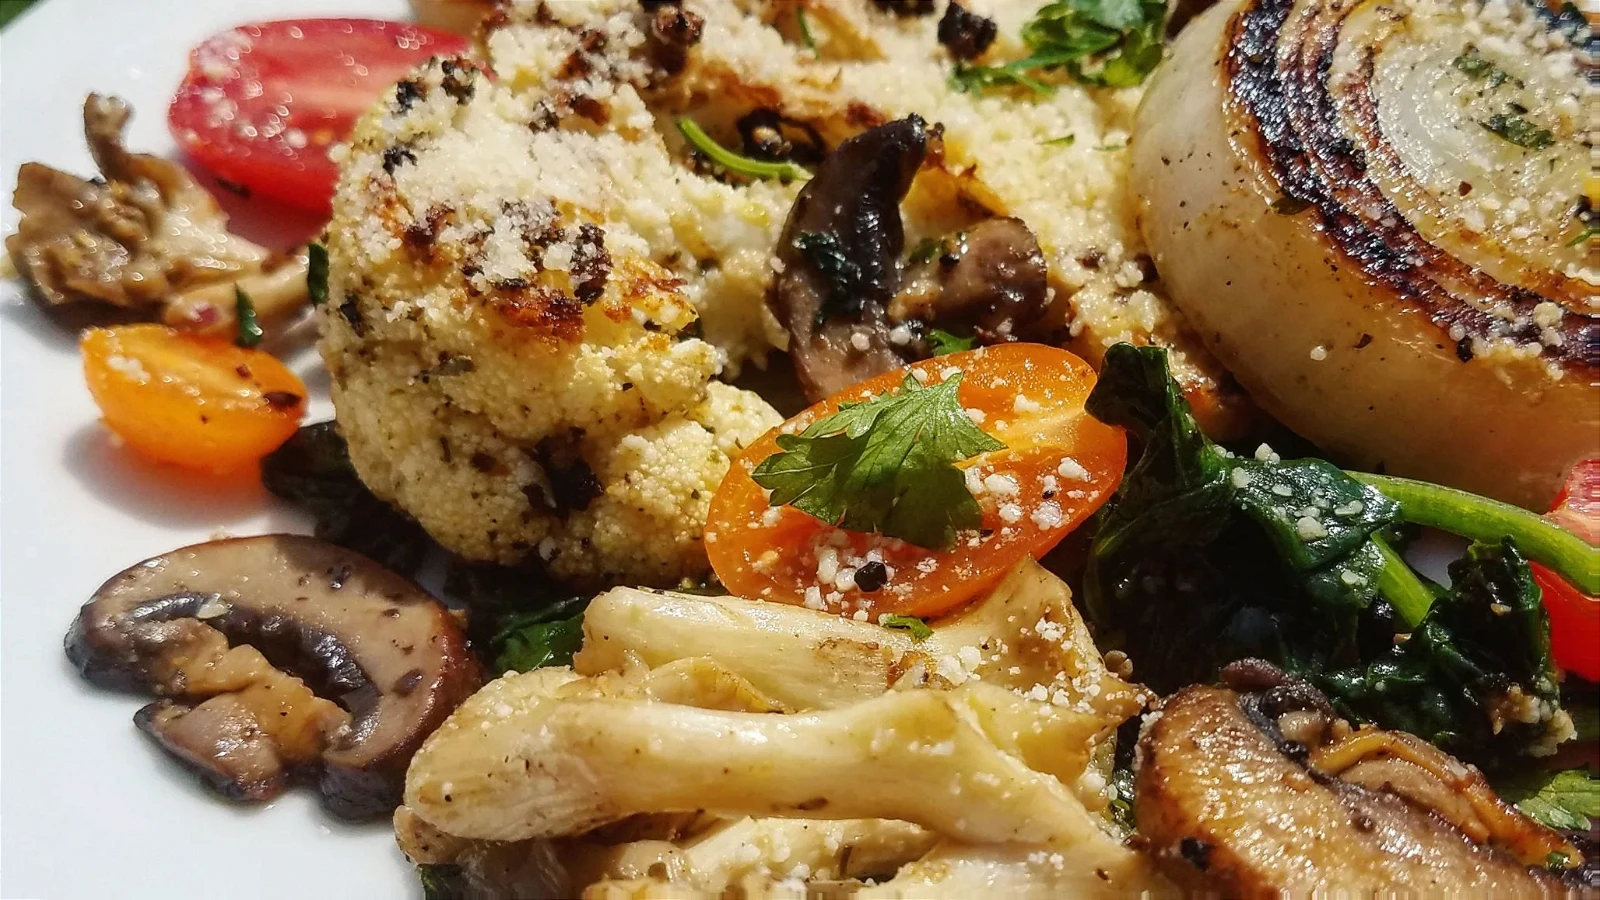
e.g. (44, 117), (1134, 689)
(1, 1), (419, 897)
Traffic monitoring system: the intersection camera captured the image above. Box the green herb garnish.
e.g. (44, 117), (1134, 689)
(926, 328), (977, 355)
(1093, 143), (1125, 151)
(951, 0), (1168, 94)
(307, 241), (330, 306)
(234, 286), (263, 348)
(1567, 222), (1598, 247)
(1494, 768), (1600, 831)
(677, 117), (812, 182)
(1481, 110), (1554, 151)
(794, 231), (864, 321)
(1041, 134), (1076, 146)
(881, 614), (934, 641)
(752, 372), (1004, 550)
(418, 864), (465, 900)
(1452, 47), (1522, 89)
(796, 6), (816, 51)
(490, 596), (590, 673)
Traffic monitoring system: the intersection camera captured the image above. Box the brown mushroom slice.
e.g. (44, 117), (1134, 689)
(889, 217), (1050, 343)
(1136, 682), (1573, 895)
(768, 114), (928, 402)
(65, 534), (483, 819)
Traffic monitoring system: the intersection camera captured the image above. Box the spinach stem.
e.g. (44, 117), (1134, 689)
(1371, 533), (1435, 628)
(1351, 472), (1599, 594)
(676, 118), (811, 182)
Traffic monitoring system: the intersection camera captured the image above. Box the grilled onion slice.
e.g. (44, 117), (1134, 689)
(1132, 0), (1596, 509)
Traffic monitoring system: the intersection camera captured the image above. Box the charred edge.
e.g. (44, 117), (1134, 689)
(1223, 0), (1592, 370)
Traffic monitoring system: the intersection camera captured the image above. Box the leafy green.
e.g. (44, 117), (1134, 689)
(1495, 768), (1600, 831)
(307, 242), (330, 306)
(677, 117), (811, 182)
(261, 422), (432, 576)
(1042, 134), (1076, 147)
(1569, 222), (1599, 247)
(1481, 110), (1554, 151)
(234, 287), (263, 348)
(1317, 540), (1562, 766)
(752, 372), (1004, 550)
(417, 864), (464, 900)
(881, 614), (933, 641)
(926, 328), (977, 355)
(0, 0), (39, 30)
(950, 0), (1167, 94)
(1082, 344), (1570, 767)
(489, 596), (590, 673)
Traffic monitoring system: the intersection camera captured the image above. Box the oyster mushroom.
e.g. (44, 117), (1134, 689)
(7, 94), (308, 336)
(65, 534), (482, 819)
(1135, 665), (1579, 895)
(769, 116), (1051, 402)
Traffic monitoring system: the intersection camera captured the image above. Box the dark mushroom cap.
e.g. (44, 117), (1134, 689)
(768, 114), (929, 402)
(65, 534), (482, 819)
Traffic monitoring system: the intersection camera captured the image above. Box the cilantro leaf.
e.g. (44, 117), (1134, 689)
(927, 328), (977, 355)
(234, 286), (263, 348)
(490, 596), (590, 673)
(752, 372), (1004, 549)
(307, 241), (330, 306)
(881, 614), (933, 641)
(1495, 768), (1600, 831)
(950, 0), (1168, 94)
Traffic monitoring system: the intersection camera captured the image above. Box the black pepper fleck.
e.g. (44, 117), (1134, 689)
(854, 560), (889, 592)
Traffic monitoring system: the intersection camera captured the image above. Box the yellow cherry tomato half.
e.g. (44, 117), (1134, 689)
(81, 324), (306, 472)
(707, 343), (1126, 619)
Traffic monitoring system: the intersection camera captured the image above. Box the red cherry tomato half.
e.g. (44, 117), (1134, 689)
(169, 19), (469, 212)
(1539, 459), (1600, 681)
(1533, 563), (1599, 682)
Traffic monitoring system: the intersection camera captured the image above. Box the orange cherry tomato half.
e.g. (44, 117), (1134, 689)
(707, 344), (1126, 619)
(1538, 459), (1599, 681)
(82, 325), (307, 473)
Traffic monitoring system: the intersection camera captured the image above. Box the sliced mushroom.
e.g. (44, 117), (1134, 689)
(769, 116), (1054, 401)
(890, 217), (1049, 343)
(65, 534), (483, 818)
(768, 114), (928, 401)
(1136, 674), (1578, 895)
(7, 94), (308, 335)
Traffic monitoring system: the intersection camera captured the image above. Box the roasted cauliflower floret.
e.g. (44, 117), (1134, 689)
(320, 56), (779, 585)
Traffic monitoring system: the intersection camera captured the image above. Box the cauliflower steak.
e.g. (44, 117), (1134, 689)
(320, 53), (779, 585)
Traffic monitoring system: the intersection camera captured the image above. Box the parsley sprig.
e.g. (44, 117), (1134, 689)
(752, 372), (1004, 550)
(950, 0), (1167, 95)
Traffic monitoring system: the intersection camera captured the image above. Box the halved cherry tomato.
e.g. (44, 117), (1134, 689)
(1538, 460), (1599, 680)
(82, 325), (306, 472)
(707, 344), (1126, 619)
(168, 19), (469, 212)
